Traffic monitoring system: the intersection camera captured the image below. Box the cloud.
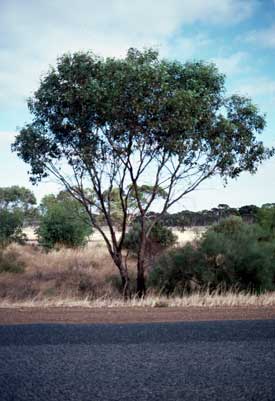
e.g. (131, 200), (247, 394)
(211, 52), (248, 76)
(232, 78), (275, 112)
(237, 78), (275, 98)
(0, 0), (257, 113)
(245, 24), (275, 48)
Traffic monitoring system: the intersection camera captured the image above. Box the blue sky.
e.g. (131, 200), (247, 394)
(0, 0), (275, 211)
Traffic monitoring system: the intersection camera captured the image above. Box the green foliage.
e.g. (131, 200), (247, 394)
(100, 186), (167, 227)
(0, 186), (37, 247)
(257, 205), (275, 239)
(148, 217), (275, 294)
(210, 215), (244, 236)
(13, 48), (270, 186)
(37, 192), (93, 249)
(0, 209), (25, 247)
(148, 243), (207, 294)
(159, 204), (263, 228)
(0, 186), (36, 212)
(124, 221), (177, 255)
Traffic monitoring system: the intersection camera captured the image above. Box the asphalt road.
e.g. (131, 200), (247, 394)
(0, 320), (275, 401)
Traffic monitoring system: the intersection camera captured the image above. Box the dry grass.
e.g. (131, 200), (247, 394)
(1, 242), (275, 309)
(0, 243), (132, 301)
(1, 290), (275, 309)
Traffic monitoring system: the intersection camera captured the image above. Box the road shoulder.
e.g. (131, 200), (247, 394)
(0, 306), (275, 325)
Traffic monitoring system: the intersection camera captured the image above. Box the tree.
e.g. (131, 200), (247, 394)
(238, 205), (259, 223)
(37, 192), (93, 249)
(12, 48), (272, 297)
(0, 186), (37, 247)
(0, 186), (36, 215)
(257, 205), (275, 239)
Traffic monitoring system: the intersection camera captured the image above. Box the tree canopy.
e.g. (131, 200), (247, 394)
(0, 186), (36, 247)
(0, 186), (36, 214)
(12, 48), (272, 296)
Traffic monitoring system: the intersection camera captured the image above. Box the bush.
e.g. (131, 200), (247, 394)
(0, 209), (25, 247)
(124, 221), (177, 255)
(37, 194), (93, 250)
(148, 217), (275, 294)
(148, 243), (208, 294)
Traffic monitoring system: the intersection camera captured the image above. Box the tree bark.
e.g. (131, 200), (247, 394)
(136, 227), (147, 298)
(113, 252), (131, 299)
(136, 258), (146, 298)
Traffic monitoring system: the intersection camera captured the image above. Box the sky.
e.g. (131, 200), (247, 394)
(0, 0), (275, 211)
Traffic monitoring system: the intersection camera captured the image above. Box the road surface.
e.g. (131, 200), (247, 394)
(0, 320), (275, 400)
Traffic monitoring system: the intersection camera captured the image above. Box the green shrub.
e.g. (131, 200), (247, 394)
(0, 209), (25, 247)
(257, 205), (275, 240)
(124, 221), (177, 255)
(148, 217), (275, 294)
(148, 243), (209, 294)
(37, 194), (93, 250)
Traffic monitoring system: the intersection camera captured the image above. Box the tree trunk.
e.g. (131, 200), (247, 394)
(113, 252), (131, 299)
(121, 269), (131, 299)
(136, 220), (147, 298)
(136, 258), (146, 298)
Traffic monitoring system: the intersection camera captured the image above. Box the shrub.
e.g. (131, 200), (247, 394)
(124, 221), (177, 255)
(148, 217), (275, 294)
(148, 243), (208, 294)
(257, 205), (275, 240)
(0, 209), (25, 247)
(37, 194), (93, 250)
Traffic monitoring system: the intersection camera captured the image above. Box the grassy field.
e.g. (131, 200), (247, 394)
(2, 226), (206, 304)
(0, 242), (275, 308)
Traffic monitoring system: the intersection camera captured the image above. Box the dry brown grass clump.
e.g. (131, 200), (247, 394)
(0, 243), (129, 301)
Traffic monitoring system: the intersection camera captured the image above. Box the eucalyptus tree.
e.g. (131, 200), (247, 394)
(12, 48), (272, 297)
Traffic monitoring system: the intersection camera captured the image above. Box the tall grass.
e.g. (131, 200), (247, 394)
(0, 243), (275, 307)
(1, 290), (275, 308)
(0, 243), (131, 301)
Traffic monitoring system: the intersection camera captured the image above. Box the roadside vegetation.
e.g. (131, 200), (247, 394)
(1, 193), (275, 306)
(149, 216), (275, 295)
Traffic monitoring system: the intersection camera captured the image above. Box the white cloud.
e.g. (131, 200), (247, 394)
(0, 0), (257, 112)
(211, 52), (248, 76)
(231, 78), (275, 112)
(237, 78), (275, 98)
(245, 24), (275, 48)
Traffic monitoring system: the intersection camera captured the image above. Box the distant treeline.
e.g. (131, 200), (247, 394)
(27, 202), (275, 229)
(150, 203), (275, 228)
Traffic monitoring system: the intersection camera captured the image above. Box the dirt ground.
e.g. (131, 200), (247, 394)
(0, 306), (275, 325)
